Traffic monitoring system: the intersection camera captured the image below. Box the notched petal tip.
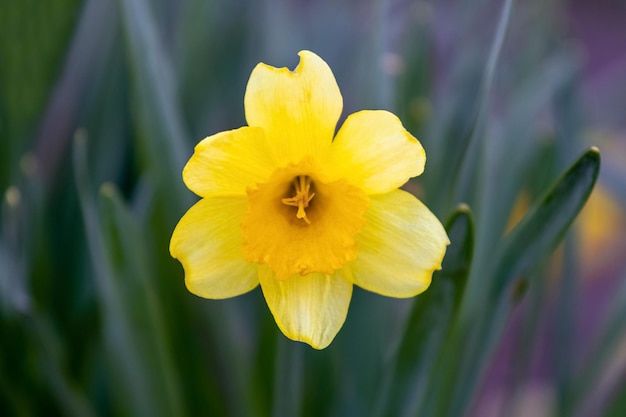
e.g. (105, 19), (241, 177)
(295, 50), (326, 70)
(244, 50), (342, 166)
(252, 50), (322, 76)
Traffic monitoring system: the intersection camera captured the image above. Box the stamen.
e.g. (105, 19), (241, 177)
(281, 175), (315, 224)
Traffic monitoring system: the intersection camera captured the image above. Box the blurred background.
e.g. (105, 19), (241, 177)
(1, 0), (625, 416)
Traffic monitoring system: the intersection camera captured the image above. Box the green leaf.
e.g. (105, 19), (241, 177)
(271, 337), (305, 417)
(116, 0), (192, 220)
(73, 135), (185, 417)
(0, 0), (82, 188)
(373, 205), (474, 417)
(27, 315), (98, 417)
(428, 0), (515, 213)
(422, 147), (600, 417)
(98, 183), (187, 417)
(490, 147), (600, 302)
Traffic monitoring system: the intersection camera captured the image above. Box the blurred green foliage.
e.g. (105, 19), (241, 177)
(0, 0), (82, 188)
(1, 0), (624, 416)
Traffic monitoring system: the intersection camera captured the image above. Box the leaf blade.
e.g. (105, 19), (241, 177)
(490, 147), (600, 302)
(373, 205), (474, 417)
(422, 147), (600, 417)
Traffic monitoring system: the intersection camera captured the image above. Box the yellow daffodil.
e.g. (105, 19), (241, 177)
(170, 50), (449, 349)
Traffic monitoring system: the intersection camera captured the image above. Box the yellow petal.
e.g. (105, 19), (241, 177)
(182, 126), (273, 197)
(351, 190), (449, 298)
(326, 110), (426, 194)
(170, 197), (259, 298)
(244, 50), (342, 166)
(259, 266), (353, 349)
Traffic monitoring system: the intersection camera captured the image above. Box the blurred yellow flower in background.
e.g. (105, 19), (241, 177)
(170, 50), (449, 349)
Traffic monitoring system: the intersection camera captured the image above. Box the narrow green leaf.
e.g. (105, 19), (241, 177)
(272, 336), (305, 417)
(1, 186), (30, 316)
(422, 147), (600, 417)
(443, 0), (515, 210)
(73, 134), (178, 417)
(467, 57), (579, 309)
(490, 147), (600, 302)
(116, 0), (192, 218)
(98, 183), (186, 417)
(28, 315), (98, 417)
(0, 0), (82, 188)
(373, 205), (474, 417)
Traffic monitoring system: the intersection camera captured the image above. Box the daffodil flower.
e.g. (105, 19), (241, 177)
(170, 50), (449, 349)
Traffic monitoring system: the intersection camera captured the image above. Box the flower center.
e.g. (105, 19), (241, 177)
(241, 160), (370, 280)
(281, 175), (315, 225)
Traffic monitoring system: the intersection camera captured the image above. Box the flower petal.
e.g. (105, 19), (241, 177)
(259, 266), (353, 349)
(170, 197), (259, 298)
(244, 50), (342, 166)
(326, 110), (426, 194)
(351, 190), (449, 298)
(182, 126), (274, 198)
